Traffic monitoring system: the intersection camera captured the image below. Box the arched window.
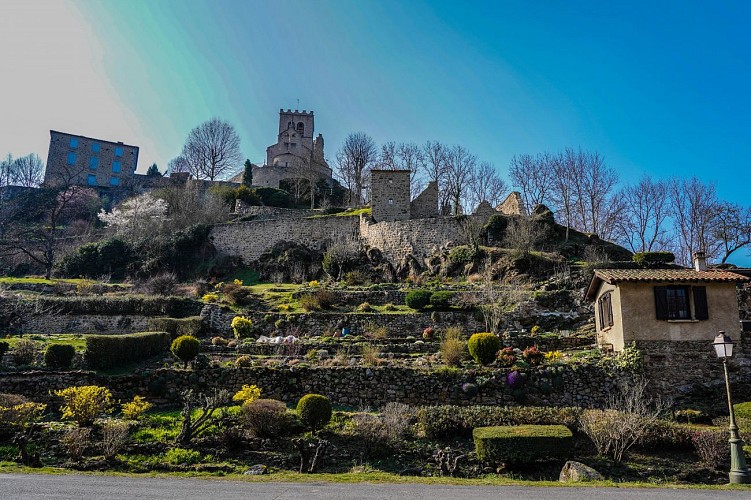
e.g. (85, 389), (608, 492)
(296, 122), (305, 135)
(287, 121), (294, 130)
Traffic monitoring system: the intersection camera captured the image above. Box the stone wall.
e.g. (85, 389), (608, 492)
(410, 181), (439, 219)
(19, 314), (151, 335)
(497, 191), (526, 215)
(210, 217), (359, 263)
(370, 170), (411, 222)
(234, 203), (316, 220)
(359, 216), (465, 263)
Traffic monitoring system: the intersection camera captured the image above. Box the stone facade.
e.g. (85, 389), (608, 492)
(496, 191), (526, 215)
(44, 130), (139, 189)
(409, 181), (439, 219)
(359, 215), (466, 263)
(370, 170), (411, 222)
(233, 203), (316, 220)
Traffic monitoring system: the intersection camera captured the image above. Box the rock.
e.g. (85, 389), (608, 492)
(244, 464), (268, 475)
(559, 461), (604, 482)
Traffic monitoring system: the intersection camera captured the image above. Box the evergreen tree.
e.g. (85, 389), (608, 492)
(146, 163), (162, 177)
(242, 159), (253, 187)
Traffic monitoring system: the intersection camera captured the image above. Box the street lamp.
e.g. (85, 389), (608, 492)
(712, 331), (751, 484)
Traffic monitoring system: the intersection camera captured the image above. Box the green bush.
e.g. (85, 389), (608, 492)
(417, 405), (582, 439)
(448, 245), (478, 264)
(632, 251), (675, 267)
(231, 316), (254, 339)
(148, 317), (205, 338)
(57, 238), (133, 279)
(164, 447), (202, 465)
(473, 425), (573, 464)
(734, 402), (751, 421)
(405, 290), (432, 310)
(467, 333), (500, 365)
(44, 344), (75, 369)
(296, 394), (332, 432)
(429, 291), (455, 310)
(85, 332), (170, 370)
(171, 335), (200, 367)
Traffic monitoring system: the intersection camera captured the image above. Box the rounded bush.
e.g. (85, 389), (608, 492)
(44, 344), (76, 369)
(296, 393), (332, 432)
(429, 291), (455, 310)
(171, 335), (200, 367)
(231, 316), (253, 339)
(405, 290), (432, 310)
(241, 398), (289, 437)
(467, 333), (501, 365)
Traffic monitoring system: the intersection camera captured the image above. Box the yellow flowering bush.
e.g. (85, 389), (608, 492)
(308, 280), (320, 287)
(54, 385), (113, 426)
(0, 400), (47, 428)
(121, 395), (152, 420)
(202, 293), (219, 303)
(232, 384), (261, 404)
(233, 278), (243, 286)
(545, 350), (564, 362)
(231, 316), (254, 339)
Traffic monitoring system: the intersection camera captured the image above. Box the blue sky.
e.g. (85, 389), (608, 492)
(1, 0), (750, 260)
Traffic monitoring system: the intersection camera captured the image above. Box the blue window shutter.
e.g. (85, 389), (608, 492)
(87, 174), (96, 185)
(67, 152), (76, 165)
(69, 138), (78, 148)
(89, 157), (98, 169)
(115, 147), (123, 157)
(92, 143), (100, 153)
(112, 161), (121, 173)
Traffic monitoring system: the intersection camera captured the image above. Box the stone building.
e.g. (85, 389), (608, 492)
(370, 170), (411, 222)
(251, 109), (332, 189)
(43, 130), (139, 188)
(586, 254), (749, 352)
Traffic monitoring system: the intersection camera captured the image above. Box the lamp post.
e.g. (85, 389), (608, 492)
(712, 331), (751, 484)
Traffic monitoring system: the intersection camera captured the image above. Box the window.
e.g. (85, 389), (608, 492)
(598, 292), (614, 330)
(89, 157), (98, 170)
(87, 174), (96, 186)
(388, 198), (394, 205)
(91, 143), (100, 153)
(112, 161), (121, 173)
(654, 285), (709, 320)
(67, 152), (76, 165)
(109, 176), (120, 186)
(69, 138), (78, 148)
(114, 146), (123, 157)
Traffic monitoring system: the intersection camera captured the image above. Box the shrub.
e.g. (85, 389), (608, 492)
(544, 350), (563, 363)
(422, 327), (435, 340)
(231, 316), (254, 339)
(691, 429), (728, 466)
(0, 394), (47, 429)
(734, 401), (751, 421)
(148, 317), (205, 338)
(440, 327), (465, 367)
(55, 385), (113, 426)
(344, 270), (369, 286)
(235, 355), (253, 368)
(141, 273), (178, 295)
(473, 425), (573, 464)
(85, 332), (170, 370)
(61, 427), (91, 461)
(13, 339), (37, 366)
(674, 408), (711, 425)
(44, 344), (75, 369)
(296, 394), (332, 432)
(361, 344), (380, 366)
(530, 325), (542, 336)
(101, 420), (129, 461)
(308, 280), (320, 287)
(632, 251), (676, 268)
(417, 405), (582, 439)
(299, 293), (321, 312)
(222, 283), (254, 306)
(522, 346), (543, 366)
(467, 333), (500, 365)
(497, 347), (516, 367)
(357, 301), (373, 312)
(429, 291), (454, 310)
(171, 335), (200, 368)
(241, 398), (288, 437)
(448, 245), (476, 264)
(121, 395), (152, 420)
(383, 302), (396, 312)
(164, 447), (202, 465)
(315, 289), (336, 309)
(232, 384), (261, 405)
(405, 290), (432, 310)
(211, 336), (228, 346)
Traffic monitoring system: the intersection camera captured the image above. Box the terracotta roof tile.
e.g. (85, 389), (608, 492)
(594, 269), (749, 283)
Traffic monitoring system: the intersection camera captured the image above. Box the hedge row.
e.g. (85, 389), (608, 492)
(473, 425), (573, 464)
(36, 295), (202, 317)
(417, 405), (582, 439)
(85, 331), (170, 370)
(148, 316), (205, 338)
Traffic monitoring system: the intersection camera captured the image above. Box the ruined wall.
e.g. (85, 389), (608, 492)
(370, 170), (411, 222)
(410, 181), (439, 219)
(359, 216), (465, 263)
(497, 191), (526, 215)
(210, 217), (359, 263)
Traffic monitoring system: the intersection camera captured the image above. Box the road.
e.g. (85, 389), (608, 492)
(1, 473), (748, 499)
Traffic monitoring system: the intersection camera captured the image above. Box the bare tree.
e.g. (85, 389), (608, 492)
(549, 149), (578, 241)
(377, 142), (425, 198)
(509, 153), (553, 212)
(713, 201), (751, 264)
(467, 161), (508, 210)
(668, 176), (720, 265)
(11, 154), (44, 187)
(0, 154), (13, 188)
(181, 118), (243, 181)
(335, 132), (377, 206)
(421, 141), (448, 209)
(569, 149), (621, 238)
(616, 176), (670, 253)
(504, 215), (545, 258)
(444, 145), (476, 215)
(167, 155), (190, 175)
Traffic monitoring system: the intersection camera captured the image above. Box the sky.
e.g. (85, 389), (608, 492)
(1, 0), (750, 261)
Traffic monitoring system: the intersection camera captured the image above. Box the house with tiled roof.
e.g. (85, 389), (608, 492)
(585, 253), (749, 352)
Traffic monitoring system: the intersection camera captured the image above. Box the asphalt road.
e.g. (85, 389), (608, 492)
(1, 473), (748, 500)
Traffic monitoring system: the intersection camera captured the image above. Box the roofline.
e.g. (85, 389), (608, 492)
(49, 130), (139, 150)
(370, 169), (412, 174)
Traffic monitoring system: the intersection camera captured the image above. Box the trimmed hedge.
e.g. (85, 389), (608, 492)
(85, 331), (170, 370)
(417, 405), (582, 439)
(296, 393), (332, 432)
(467, 333), (500, 365)
(44, 344), (75, 368)
(35, 295), (201, 317)
(430, 291), (455, 310)
(148, 316), (205, 338)
(405, 290), (432, 310)
(473, 425), (573, 464)
(171, 335), (200, 367)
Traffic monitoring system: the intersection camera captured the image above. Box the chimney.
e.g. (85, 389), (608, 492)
(693, 251), (707, 271)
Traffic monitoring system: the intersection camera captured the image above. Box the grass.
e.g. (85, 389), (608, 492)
(0, 277), (128, 288)
(307, 207), (372, 218)
(3, 334), (87, 351)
